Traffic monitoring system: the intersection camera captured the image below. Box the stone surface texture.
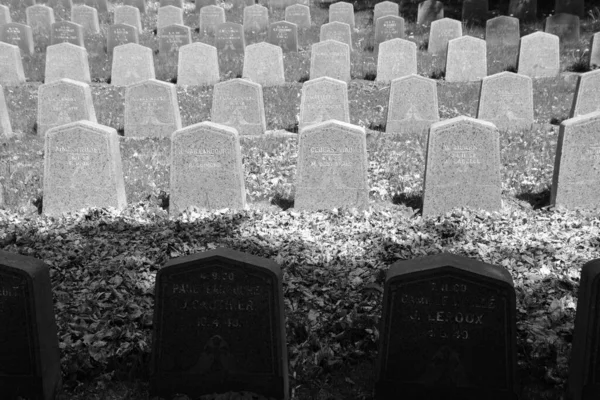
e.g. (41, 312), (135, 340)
(428, 17), (461, 55)
(571, 70), (600, 117)
(111, 43), (155, 86)
(310, 39), (350, 82)
(376, 38), (417, 82)
(0, 42), (25, 86)
(211, 78), (266, 136)
(445, 36), (487, 82)
(517, 32), (560, 78)
(177, 42), (219, 86)
(386, 74), (439, 135)
(299, 76), (349, 130)
(242, 42), (285, 86)
(45, 42), (90, 84)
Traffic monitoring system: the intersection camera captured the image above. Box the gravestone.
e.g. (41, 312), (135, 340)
(48, 0), (73, 10)
(178, 42), (219, 86)
(373, 1), (399, 23)
(590, 32), (600, 69)
(150, 248), (288, 400)
(84, 0), (108, 13)
(268, 0), (287, 9)
(299, 77), (349, 131)
(386, 74), (439, 135)
(285, 4), (310, 29)
(295, 120), (369, 210)
(0, 42), (26, 86)
(329, 2), (354, 29)
(545, 13), (580, 43)
(231, 0), (255, 9)
(422, 116), (501, 215)
(26, 5), (55, 47)
(0, 85), (12, 138)
(160, 0), (184, 7)
(51, 21), (84, 47)
(114, 5), (142, 33)
(242, 42), (285, 86)
(377, 39), (416, 82)
(196, 0), (218, 12)
(211, 79), (266, 136)
(71, 5), (99, 34)
(517, 32), (559, 78)
(107, 24), (139, 55)
(374, 15), (405, 48)
(170, 122), (246, 212)
(417, 0), (443, 26)
(199, 5), (225, 36)
(320, 21), (352, 49)
(43, 121), (126, 215)
(124, 0), (147, 13)
(0, 23), (34, 56)
(551, 111), (600, 209)
(486, 16), (519, 75)
(215, 22), (245, 56)
(462, 0), (488, 25)
(267, 21), (298, 53)
(445, 36), (486, 82)
(0, 251), (62, 400)
(555, 0), (584, 17)
(111, 43), (155, 86)
(376, 253), (517, 399)
(571, 70), (600, 117)
(477, 72), (534, 131)
(243, 4), (269, 39)
(0, 5), (11, 28)
(124, 79), (182, 138)
(508, 0), (536, 20)
(37, 78), (97, 136)
(158, 5), (184, 30)
(159, 24), (191, 57)
(428, 18), (461, 55)
(310, 40), (351, 83)
(45, 42), (90, 84)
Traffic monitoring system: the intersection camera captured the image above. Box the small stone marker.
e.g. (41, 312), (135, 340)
(375, 15), (405, 48)
(71, 5), (99, 34)
(445, 36), (486, 82)
(150, 248), (288, 400)
(299, 77), (349, 131)
(43, 121), (126, 215)
(84, 0), (108, 13)
(545, 13), (580, 43)
(517, 32), (559, 78)
(160, 0), (184, 7)
(124, 0), (147, 13)
(386, 74), (439, 135)
(267, 21), (298, 53)
(243, 4), (269, 38)
(159, 24), (191, 57)
(178, 42), (219, 86)
(417, 0), (443, 26)
(243, 42), (285, 86)
(551, 111), (600, 209)
(0, 251), (62, 400)
(462, 0), (488, 25)
(376, 253), (517, 399)
(477, 72), (534, 131)
(285, 4), (310, 29)
(486, 16), (519, 74)
(422, 116), (501, 215)
(170, 122), (246, 212)
(0, 42), (26, 86)
(107, 24), (139, 55)
(0, 5), (11, 28)
(211, 79), (266, 136)
(571, 70), (600, 117)
(428, 18), (461, 55)
(320, 21), (352, 49)
(373, 1), (399, 23)
(310, 40), (351, 83)
(45, 42), (90, 84)
(26, 5), (55, 47)
(377, 39), (417, 82)
(329, 2), (354, 29)
(555, 0), (584, 17)
(508, 0), (536, 20)
(215, 22), (245, 56)
(111, 43), (156, 86)
(38, 78), (97, 136)
(51, 21), (84, 47)
(295, 120), (369, 210)
(0, 23), (34, 56)
(590, 32), (600, 69)
(199, 5), (225, 36)
(0, 85), (12, 138)
(124, 79), (182, 138)
(114, 5), (142, 33)
(158, 5), (184, 30)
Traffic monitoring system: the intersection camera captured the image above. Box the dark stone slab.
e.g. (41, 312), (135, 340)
(51, 20), (84, 47)
(545, 13), (580, 43)
(376, 253), (517, 400)
(150, 248), (289, 399)
(0, 250), (62, 400)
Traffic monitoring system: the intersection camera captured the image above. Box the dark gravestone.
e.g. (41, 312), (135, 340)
(486, 16), (519, 75)
(0, 23), (34, 56)
(107, 23), (139, 55)
(51, 21), (84, 47)
(150, 248), (289, 400)
(215, 22), (245, 56)
(555, 0), (584, 17)
(268, 21), (298, 53)
(374, 15), (405, 48)
(545, 13), (580, 43)
(0, 251), (62, 400)
(509, 0), (536, 20)
(376, 253), (517, 400)
(417, 0), (443, 26)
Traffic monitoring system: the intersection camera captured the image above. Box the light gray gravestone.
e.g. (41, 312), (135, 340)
(37, 78), (97, 137)
(114, 5), (142, 33)
(0, 5), (11, 28)
(428, 17), (461, 55)
(0, 23), (34, 56)
(320, 21), (352, 49)
(160, 0), (184, 7)
(373, 1), (399, 23)
(570, 70), (600, 117)
(268, 21), (298, 53)
(71, 5), (99, 34)
(517, 32), (559, 78)
(210, 78), (266, 136)
(215, 22), (245, 55)
(43, 120), (126, 215)
(51, 21), (84, 47)
(551, 111), (600, 209)
(157, 5), (184, 30)
(462, 0), (488, 25)
(376, 38), (417, 82)
(243, 4), (269, 37)
(44, 42), (90, 84)
(243, 42), (285, 86)
(295, 120), (369, 211)
(386, 74), (439, 135)
(111, 43), (155, 86)
(555, 0), (584, 17)
(26, 5), (55, 47)
(509, 0), (536, 21)
(48, 0), (74, 10)
(477, 72), (534, 131)
(158, 24), (191, 57)
(124, 0), (147, 14)
(199, 5), (225, 36)
(178, 42), (219, 86)
(310, 40), (350, 83)
(107, 24), (139, 55)
(84, 0), (108, 13)
(590, 32), (600, 69)
(0, 85), (13, 138)
(422, 116), (501, 215)
(299, 76), (349, 131)
(170, 122), (246, 212)
(0, 42), (26, 86)
(329, 2), (354, 29)
(124, 79), (182, 138)
(545, 13), (580, 43)
(445, 35), (487, 82)
(374, 15), (405, 48)
(285, 4), (310, 29)
(417, 0), (443, 26)
(486, 16), (519, 74)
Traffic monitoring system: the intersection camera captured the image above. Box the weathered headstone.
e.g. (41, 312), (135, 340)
(48, 0), (74, 11)
(124, 79), (182, 138)
(376, 253), (517, 399)
(373, 1), (399, 23)
(45, 42), (90, 84)
(545, 13), (580, 43)
(375, 15), (405, 48)
(551, 111), (600, 209)
(486, 16), (519, 74)
(157, 5), (184, 30)
(0, 5), (11, 28)
(160, 0), (184, 7)
(159, 24), (191, 57)
(0, 23), (34, 56)
(0, 85), (12, 138)
(310, 40), (351, 83)
(267, 21), (298, 53)
(422, 116), (501, 215)
(299, 77), (349, 131)
(329, 2), (354, 29)
(84, 0), (108, 13)
(0, 42), (26, 86)
(111, 43), (155, 86)
(555, 0), (584, 17)
(114, 5), (142, 33)
(508, 0), (536, 20)
(231, 0), (255, 9)
(428, 18), (461, 55)
(445, 36), (487, 82)
(178, 42), (219, 86)
(243, 4), (269, 38)
(285, 4), (310, 29)
(199, 5), (225, 36)
(150, 248), (288, 400)
(320, 21), (352, 49)
(196, 0), (217, 12)
(377, 39), (417, 82)
(295, 120), (368, 210)
(71, 5), (99, 34)
(590, 32), (600, 69)
(170, 122), (246, 212)
(477, 72), (534, 131)
(43, 121), (126, 215)
(571, 70), (600, 117)
(268, 0), (288, 9)
(215, 22), (245, 55)
(462, 0), (488, 25)
(50, 21), (84, 47)
(0, 251), (62, 400)
(107, 24), (139, 55)
(417, 0), (443, 26)
(517, 32), (560, 78)
(124, 0), (147, 13)
(211, 79), (266, 136)
(242, 42), (284, 86)
(26, 5), (55, 47)
(386, 74), (439, 135)
(37, 78), (97, 136)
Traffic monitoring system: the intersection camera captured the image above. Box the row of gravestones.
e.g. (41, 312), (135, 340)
(1, 247), (599, 400)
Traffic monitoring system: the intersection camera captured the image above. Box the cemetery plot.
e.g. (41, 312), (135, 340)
(111, 43), (156, 86)
(299, 76), (349, 130)
(210, 79), (266, 136)
(242, 42), (285, 86)
(376, 38), (417, 82)
(386, 74), (439, 136)
(177, 42), (220, 86)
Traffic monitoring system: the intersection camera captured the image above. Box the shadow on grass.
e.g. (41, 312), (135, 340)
(516, 188), (551, 210)
(391, 191), (423, 211)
